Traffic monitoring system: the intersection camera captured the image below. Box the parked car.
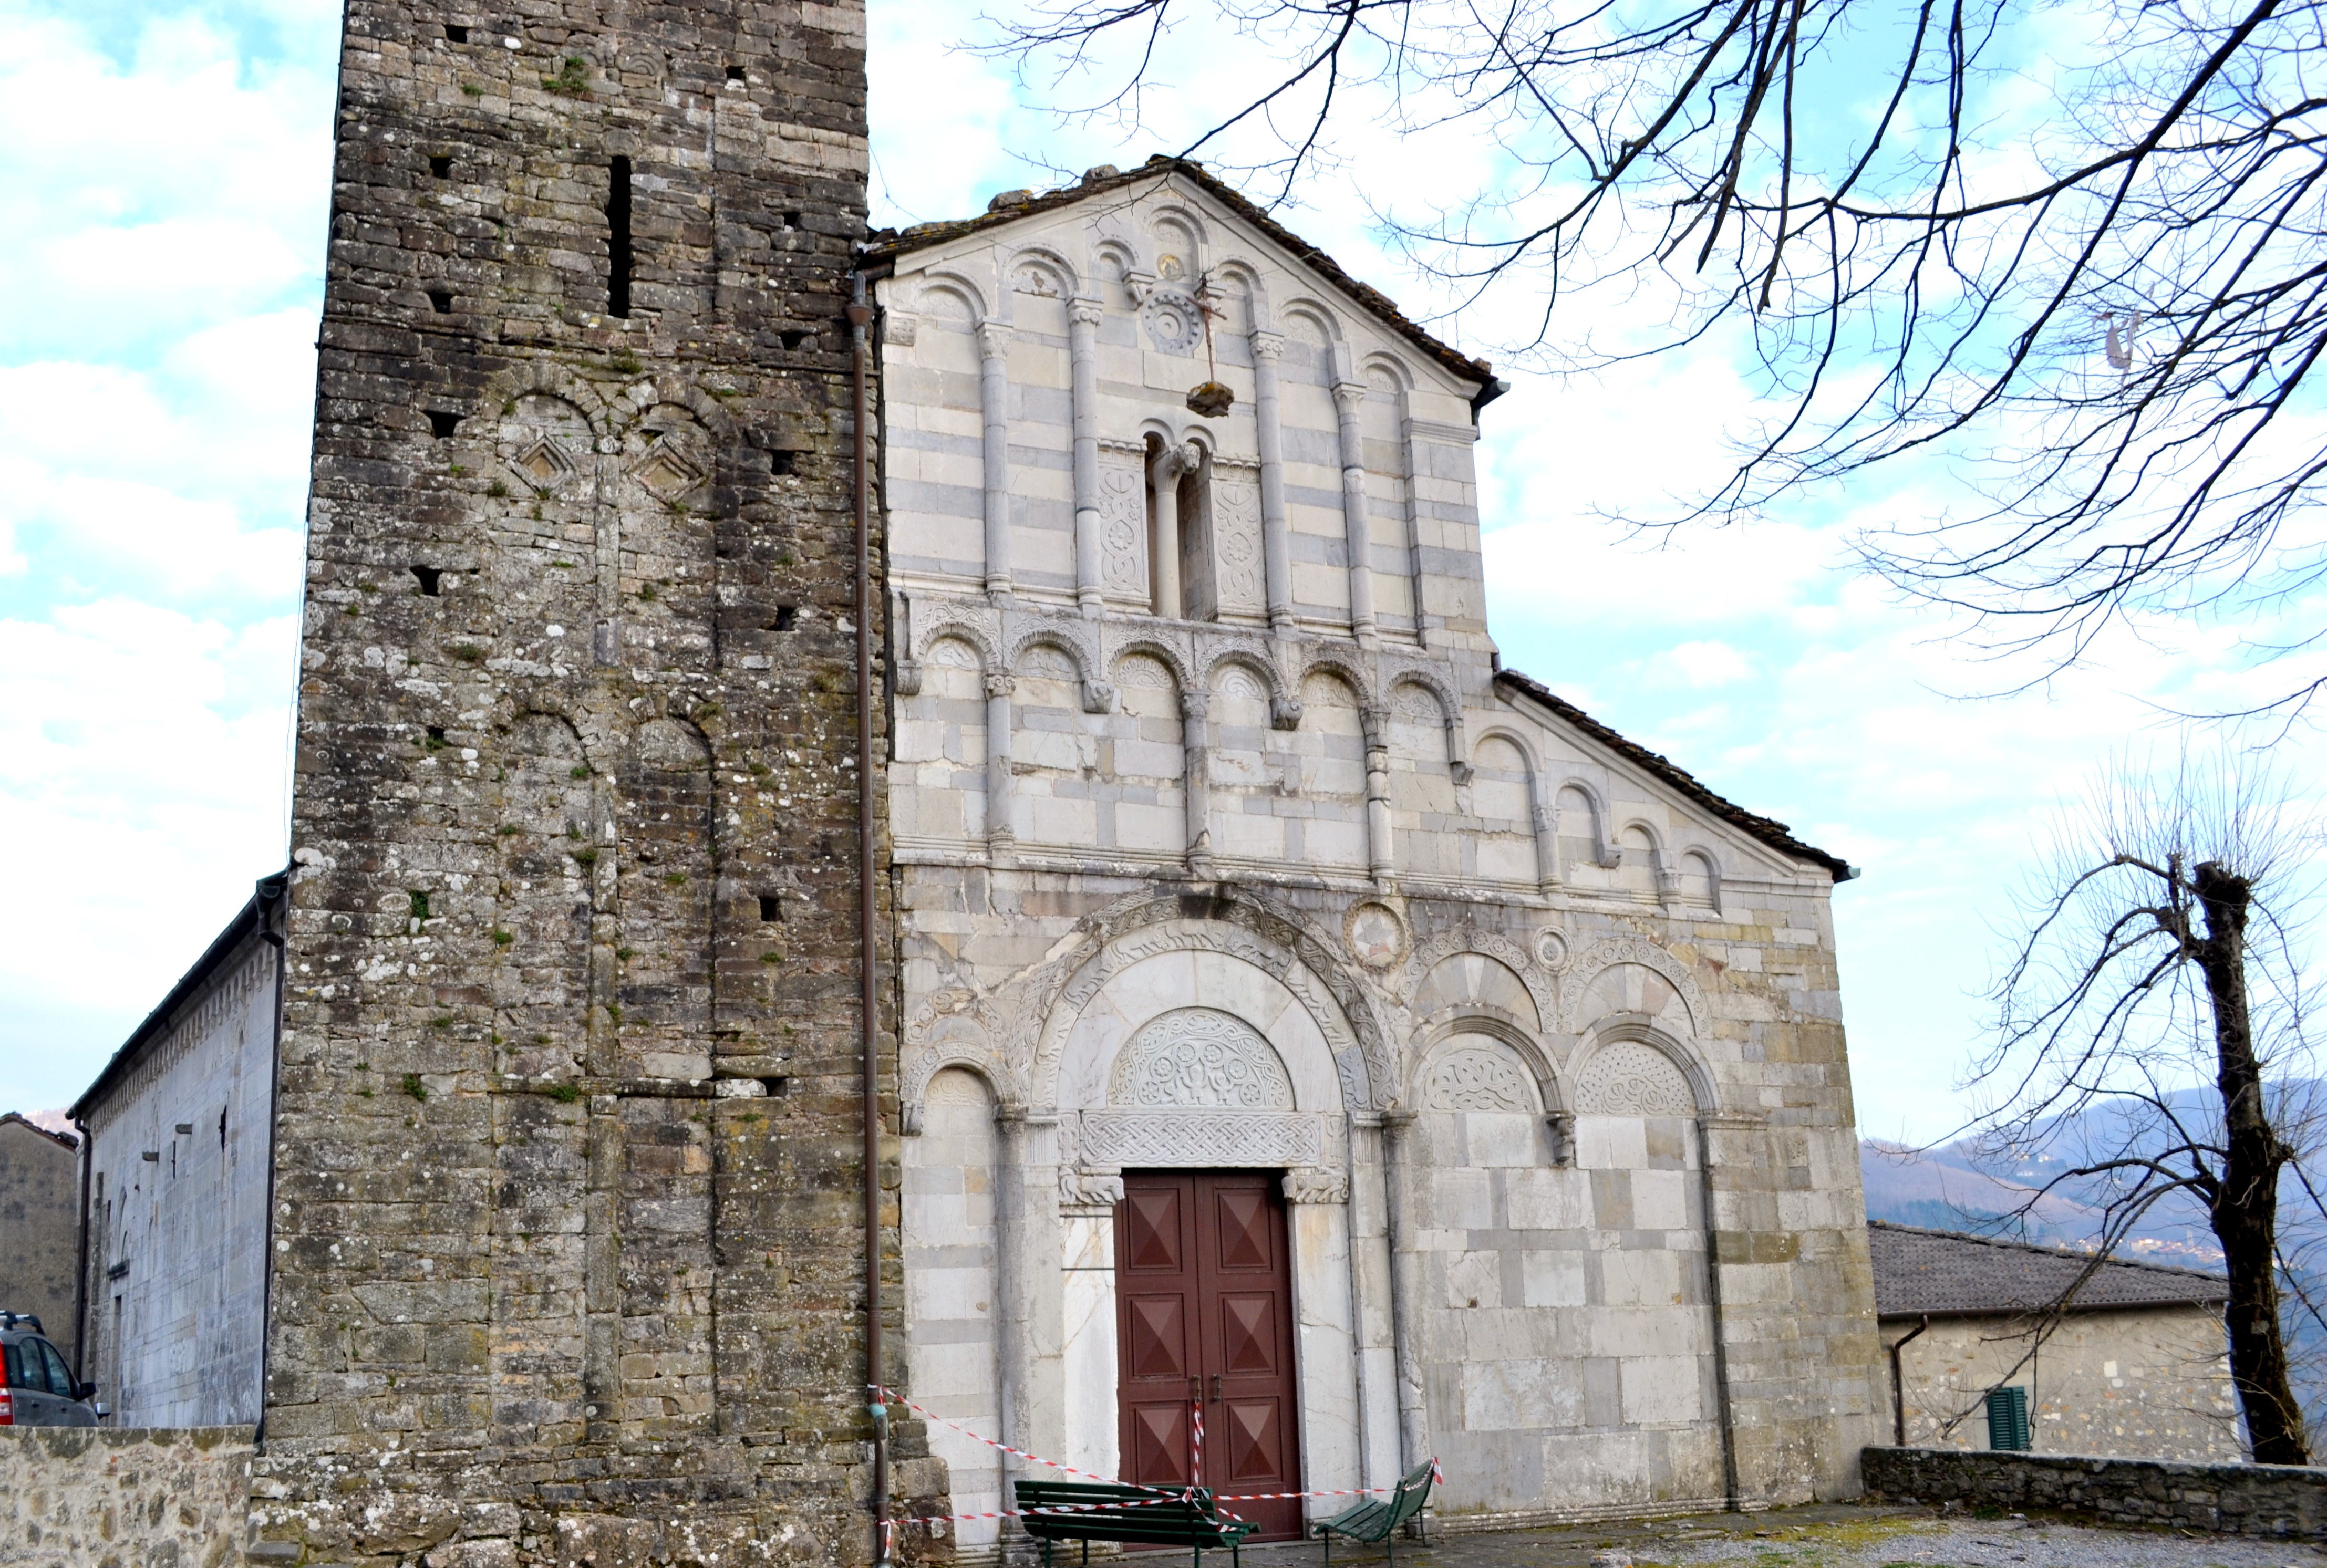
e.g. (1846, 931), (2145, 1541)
(1, 1313), (100, 1426)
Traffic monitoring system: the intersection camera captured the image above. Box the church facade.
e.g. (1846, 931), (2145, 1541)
(867, 164), (1884, 1544)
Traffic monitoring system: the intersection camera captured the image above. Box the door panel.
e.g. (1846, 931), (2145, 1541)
(1116, 1171), (1304, 1541)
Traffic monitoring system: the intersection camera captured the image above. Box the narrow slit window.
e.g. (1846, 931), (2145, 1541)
(726, 65), (747, 81)
(427, 288), (453, 314)
(770, 448), (798, 474)
(759, 894), (782, 921)
(427, 410), (461, 439)
(606, 155), (633, 318)
(429, 154), (452, 178)
(412, 565), (443, 596)
(771, 605), (797, 631)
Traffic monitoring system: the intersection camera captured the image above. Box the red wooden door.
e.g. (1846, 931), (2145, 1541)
(1116, 1171), (1304, 1541)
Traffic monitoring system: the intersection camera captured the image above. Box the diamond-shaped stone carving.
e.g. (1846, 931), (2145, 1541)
(512, 438), (576, 489)
(630, 448), (704, 499)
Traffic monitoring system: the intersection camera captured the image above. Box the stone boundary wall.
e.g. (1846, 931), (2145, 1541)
(1, 1426), (254, 1567)
(1863, 1444), (2327, 1539)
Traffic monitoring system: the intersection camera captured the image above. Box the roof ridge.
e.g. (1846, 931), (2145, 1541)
(1868, 1218), (2227, 1283)
(863, 156), (1497, 395)
(1492, 668), (1854, 880)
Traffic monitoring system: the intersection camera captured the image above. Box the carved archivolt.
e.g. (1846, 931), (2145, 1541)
(1108, 1009), (1294, 1110)
(1403, 926), (1557, 1026)
(1558, 935), (1704, 1035)
(1573, 1039), (1698, 1117)
(1017, 889), (1392, 1114)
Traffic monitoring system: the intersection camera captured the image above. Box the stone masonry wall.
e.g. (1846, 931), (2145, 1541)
(0, 1118), (80, 1366)
(262, 2), (926, 1563)
(1, 1426), (254, 1568)
(1862, 1445), (2327, 1539)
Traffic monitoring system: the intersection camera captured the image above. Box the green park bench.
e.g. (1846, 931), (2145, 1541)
(1013, 1480), (1257, 1568)
(1312, 1460), (1436, 1567)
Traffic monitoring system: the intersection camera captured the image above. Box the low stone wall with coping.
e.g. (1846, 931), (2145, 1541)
(1, 1425), (254, 1567)
(1863, 1444), (2327, 1539)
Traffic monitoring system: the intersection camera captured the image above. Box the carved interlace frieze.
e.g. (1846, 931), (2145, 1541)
(1573, 1039), (1697, 1117)
(1210, 461), (1266, 616)
(1108, 1008), (1295, 1110)
(1079, 1110), (1323, 1168)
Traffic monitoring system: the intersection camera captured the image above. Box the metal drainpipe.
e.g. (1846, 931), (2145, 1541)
(1889, 1315), (1932, 1446)
(255, 876), (290, 1441)
(1695, 1118), (1740, 1512)
(848, 270), (892, 1568)
(70, 1116), (92, 1383)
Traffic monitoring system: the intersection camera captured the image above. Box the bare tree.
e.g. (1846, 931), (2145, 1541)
(1964, 749), (2320, 1461)
(981, 0), (2327, 706)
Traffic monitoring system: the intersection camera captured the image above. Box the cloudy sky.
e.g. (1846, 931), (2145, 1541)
(4, 0), (2317, 1139)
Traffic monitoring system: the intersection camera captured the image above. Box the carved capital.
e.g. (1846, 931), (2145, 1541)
(984, 672), (1016, 700)
(1081, 679), (1118, 714)
(1150, 441), (1202, 482)
(1060, 1167), (1125, 1210)
(892, 658), (923, 698)
(1332, 381), (1369, 414)
(1270, 694), (1304, 731)
(1180, 690), (1212, 721)
(976, 320), (1012, 360)
(1281, 1167), (1350, 1205)
(1248, 330), (1284, 363)
(1068, 296), (1105, 328)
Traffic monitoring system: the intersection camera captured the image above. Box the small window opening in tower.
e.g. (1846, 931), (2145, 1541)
(444, 23), (468, 42)
(771, 605), (797, 631)
(427, 288), (453, 314)
(759, 894), (782, 922)
(429, 154), (452, 178)
(770, 448), (798, 474)
(412, 565), (443, 596)
(778, 330), (808, 351)
(427, 410), (461, 439)
(1144, 435), (1213, 619)
(780, 209), (802, 230)
(726, 65), (746, 81)
(606, 155), (634, 318)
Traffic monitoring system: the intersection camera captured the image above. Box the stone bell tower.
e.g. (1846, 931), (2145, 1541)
(256, 3), (916, 1561)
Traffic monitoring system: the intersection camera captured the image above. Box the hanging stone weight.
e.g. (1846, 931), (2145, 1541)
(1185, 381), (1234, 418)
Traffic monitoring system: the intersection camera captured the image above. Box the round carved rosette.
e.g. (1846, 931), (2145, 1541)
(1343, 901), (1409, 970)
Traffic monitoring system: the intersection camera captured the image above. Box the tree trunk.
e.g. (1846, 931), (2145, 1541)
(2192, 860), (2309, 1464)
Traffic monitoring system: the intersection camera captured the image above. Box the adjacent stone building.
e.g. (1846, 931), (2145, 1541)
(866, 162), (1885, 1543)
(68, 875), (284, 1427)
(1872, 1221), (2240, 1461)
(0, 1113), (80, 1364)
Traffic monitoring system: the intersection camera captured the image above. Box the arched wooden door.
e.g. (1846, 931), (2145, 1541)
(1115, 1171), (1304, 1541)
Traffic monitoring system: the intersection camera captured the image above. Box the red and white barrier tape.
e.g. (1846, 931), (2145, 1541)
(873, 1384), (1444, 1529)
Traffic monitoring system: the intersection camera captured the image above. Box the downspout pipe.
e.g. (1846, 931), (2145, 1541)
(1695, 1118), (1740, 1512)
(849, 270), (892, 1568)
(70, 1115), (91, 1383)
(1889, 1315), (1932, 1446)
(254, 871), (291, 1441)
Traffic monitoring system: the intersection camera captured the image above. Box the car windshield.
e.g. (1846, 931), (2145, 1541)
(39, 1342), (73, 1396)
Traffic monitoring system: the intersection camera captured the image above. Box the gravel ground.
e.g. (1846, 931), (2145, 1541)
(1658, 1513), (2327, 1568)
(1206, 1505), (2327, 1568)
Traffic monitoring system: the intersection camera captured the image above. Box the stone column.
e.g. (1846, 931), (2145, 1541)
(1249, 330), (1294, 633)
(1362, 704), (1394, 887)
(1069, 298), (1106, 618)
(1181, 689), (1215, 878)
(1148, 441), (1198, 620)
(1378, 1112), (1431, 1470)
(977, 320), (1013, 606)
(1331, 381), (1378, 645)
(1059, 1168), (1125, 1481)
(1530, 790), (1560, 897)
(1346, 1115), (1401, 1491)
(1285, 1168), (1362, 1513)
(986, 671), (1016, 863)
(1399, 419), (1428, 646)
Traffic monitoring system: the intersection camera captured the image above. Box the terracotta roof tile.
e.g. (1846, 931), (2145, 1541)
(1870, 1220), (2229, 1317)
